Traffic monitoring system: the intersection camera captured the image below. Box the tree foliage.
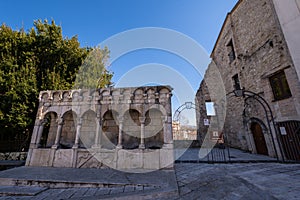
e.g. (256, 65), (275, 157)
(75, 46), (113, 89)
(0, 20), (112, 146)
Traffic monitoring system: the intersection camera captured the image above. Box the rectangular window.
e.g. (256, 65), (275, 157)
(232, 74), (241, 90)
(205, 101), (216, 116)
(269, 70), (292, 101)
(227, 39), (236, 63)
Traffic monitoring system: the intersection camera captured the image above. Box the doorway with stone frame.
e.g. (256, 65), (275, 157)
(250, 121), (269, 156)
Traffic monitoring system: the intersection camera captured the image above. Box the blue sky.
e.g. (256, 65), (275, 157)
(1, 1), (237, 52)
(1, 0), (238, 125)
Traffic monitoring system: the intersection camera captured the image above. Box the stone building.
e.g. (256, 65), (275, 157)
(196, 0), (300, 161)
(26, 86), (174, 170)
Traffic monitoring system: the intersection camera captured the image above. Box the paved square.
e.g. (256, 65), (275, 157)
(1, 162), (300, 199)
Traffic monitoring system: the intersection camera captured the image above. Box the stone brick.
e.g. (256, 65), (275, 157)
(196, 0), (300, 159)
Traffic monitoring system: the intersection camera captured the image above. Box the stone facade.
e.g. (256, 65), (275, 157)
(195, 62), (226, 148)
(196, 0), (300, 160)
(26, 86), (174, 171)
(272, 0), (300, 79)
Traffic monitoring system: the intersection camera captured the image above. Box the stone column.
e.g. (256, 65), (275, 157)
(167, 116), (173, 144)
(139, 117), (146, 149)
(162, 116), (173, 148)
(116, 117), (123, 149)
(29, 119), (41, 149)
(52, 117), (64, 149)
(36, 119), (47, 147)
(73, 117), (82, 149)
(26, 118), (43, 166)
(92, 115), (102, 148)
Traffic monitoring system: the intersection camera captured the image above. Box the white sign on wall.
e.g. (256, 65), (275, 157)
(204, 119), (210, 126)
(280, 127), (287, 135)
(213, 131), (219, 137)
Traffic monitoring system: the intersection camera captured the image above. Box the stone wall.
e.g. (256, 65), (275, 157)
(195, 61), (227, 147)
(272, 0), (300, 79)
(0, 152), (27, 161)
(196, 0), (300, 158)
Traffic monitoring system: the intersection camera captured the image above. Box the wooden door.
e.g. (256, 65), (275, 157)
(251, 122), (268, 155)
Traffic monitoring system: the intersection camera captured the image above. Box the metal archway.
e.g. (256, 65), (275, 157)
(173, 102), (200, 141)
(173, 102), (200, 122)
(228, 89), (284, 162)
(173, 89), (285, 163)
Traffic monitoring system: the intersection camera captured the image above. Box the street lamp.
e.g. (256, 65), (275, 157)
(233, 88), (245, 97)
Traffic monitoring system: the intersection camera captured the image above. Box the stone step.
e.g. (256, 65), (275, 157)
(68, 186), (177, 200)
(0, 160), (25, 166)
(0, 177), (156, 189)
(0, 166), (178, 199)
(0, 185), (47, 196)
(0, 166), (177, 189)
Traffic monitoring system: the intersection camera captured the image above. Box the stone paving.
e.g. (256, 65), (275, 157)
(0, 185), (159, 200)
(174, 163), (300, 200)
(0, 167), (177, 200)
(175, 148), (278, 162)
(1, 162), (300, 199)
(0, 149), (300, 199)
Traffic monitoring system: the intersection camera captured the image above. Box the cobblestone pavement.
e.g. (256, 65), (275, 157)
(174, 163), (300, 200)
(175, 148), (277, 162)
(1, 163), (300, 199)
(0, 185), (160, 200)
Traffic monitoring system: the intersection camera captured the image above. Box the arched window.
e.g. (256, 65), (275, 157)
(102, 110), (119, 149)
(40, 112), (57, 148)
(60, 111), (77, 149)
(80, 110), (97, 148)
(145, 109), (164, 149)
(122, 109), (140, 149)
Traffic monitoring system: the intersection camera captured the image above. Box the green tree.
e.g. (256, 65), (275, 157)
(0, 20), (113, 151)
(32, 19), (89, 90)
(75, 46), (113, 89)
(0, 24), (38, 139)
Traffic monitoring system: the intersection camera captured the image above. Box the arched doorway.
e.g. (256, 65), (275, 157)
(250, 122), (268, 155)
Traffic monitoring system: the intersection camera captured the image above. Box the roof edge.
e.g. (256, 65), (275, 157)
(210, 0), (243, 58)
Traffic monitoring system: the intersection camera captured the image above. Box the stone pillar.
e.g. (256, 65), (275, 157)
(92, 115), (102, 148)
(73, 117), (82, 149)
(29, 119), (41, 149)
(52, 117), (64, 149)
(139, 117), (146, 149)
(26, 118), (42, 166)
(162, 116), (173, 148)
(167, 116), (173, 143)
(116, 117), (123, 149)
(36, 119), (47, 147)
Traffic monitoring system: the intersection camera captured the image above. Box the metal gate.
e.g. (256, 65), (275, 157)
(205, 146), (231, 163)
(277, 121), (300, 162)
(175, 132), (232, 164)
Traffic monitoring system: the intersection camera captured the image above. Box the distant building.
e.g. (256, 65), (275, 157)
(196, 0), (300, 161)
(172, 121), (181, 140)
(173, 122), (197, 140)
